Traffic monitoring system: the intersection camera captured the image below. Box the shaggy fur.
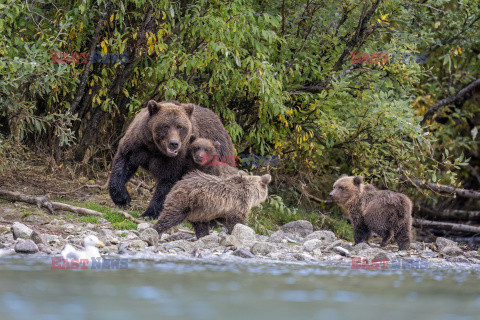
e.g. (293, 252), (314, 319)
(186, 136), (239, 177)
(153, 171), (271, 239)
(329, 175), (412, 250)
(109, 100), (235, 219)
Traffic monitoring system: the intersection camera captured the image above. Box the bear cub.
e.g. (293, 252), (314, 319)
(186, 136), (239, 177)
(329, 175), (412, 250)
(153, 170), (271, 239)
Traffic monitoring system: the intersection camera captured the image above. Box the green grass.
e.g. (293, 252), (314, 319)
(80, 215), (100, 224)
(248, 203), (353, 241)
(54, 200), (139, 230)
(22, 211), (45, 218)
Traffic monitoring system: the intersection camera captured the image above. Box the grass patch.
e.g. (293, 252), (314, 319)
(54, 200), (139, 230)
(22, 211), (44, 218)
(248, 203), (353, 241)
(80, 215), (100, 224)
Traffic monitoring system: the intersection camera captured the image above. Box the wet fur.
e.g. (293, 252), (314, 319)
(153, 171), (271, 239)
(330, 175), (412, 250)
(109, 100), (235, 219)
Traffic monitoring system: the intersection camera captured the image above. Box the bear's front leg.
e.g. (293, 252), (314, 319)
(109, 153), (138, 207)
(353, 222), (371, 245)
(142, 180), (175, 219)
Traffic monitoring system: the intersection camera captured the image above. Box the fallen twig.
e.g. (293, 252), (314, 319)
(130, 178), (154, 192)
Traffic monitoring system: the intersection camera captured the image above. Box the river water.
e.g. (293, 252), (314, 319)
(1, 255), (479, 320)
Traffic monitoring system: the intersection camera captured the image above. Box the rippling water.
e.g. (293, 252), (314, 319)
(1, 255), (479, 320)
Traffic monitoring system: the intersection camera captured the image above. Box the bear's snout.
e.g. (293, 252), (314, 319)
(165, 139), (180, 156)
(169, 140), (179, 149)
(329, 192), (333, 198)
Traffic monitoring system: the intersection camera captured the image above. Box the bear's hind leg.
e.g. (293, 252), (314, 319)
(224, 215), (246, 234)
(393, 224), (411, 250)
(153, 207), (190, 235)
(380, 230), (394, 247)
(192, 222), (210, 239)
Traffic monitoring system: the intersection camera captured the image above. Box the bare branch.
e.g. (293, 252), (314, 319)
(408, 179), (480, 199)
(414, 218), (480, 234)
(421, 77), (480, 125)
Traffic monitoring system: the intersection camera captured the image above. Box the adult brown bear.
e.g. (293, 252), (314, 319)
(109, 100), (235, 219)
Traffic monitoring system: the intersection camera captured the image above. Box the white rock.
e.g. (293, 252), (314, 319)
(231, 224), (256, 249)
(303, 239), (324, 252)
(11, 222), (33, 239)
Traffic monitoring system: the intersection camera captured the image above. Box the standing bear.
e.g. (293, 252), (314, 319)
(109, 100), (235, 219)
(329, 175), (412, 250)
(153, 170), (271, 239)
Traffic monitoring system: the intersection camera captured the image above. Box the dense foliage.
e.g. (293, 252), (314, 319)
(0, 0), (479, 199)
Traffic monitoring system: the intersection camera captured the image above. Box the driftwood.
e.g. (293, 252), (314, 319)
(129, 178), (154, 192)
(420, 207), (480, 221)
(0, 189), (145, 224)
(408, 179), (480, 199)
(414, 218), (480, 234)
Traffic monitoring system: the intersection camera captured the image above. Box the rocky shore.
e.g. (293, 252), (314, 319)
(1, 211), (480, 270)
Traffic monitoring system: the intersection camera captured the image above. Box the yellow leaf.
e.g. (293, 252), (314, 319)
(101, 40), (107, 55)
(434, 21), (440, 29)
(110, 14), (114, 23)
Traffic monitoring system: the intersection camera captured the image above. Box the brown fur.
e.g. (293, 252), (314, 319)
(109, 100), (235, 219)
(186, 136), (239, 177)
(329, 175), (412, 250)
(153, 171), (271, 239)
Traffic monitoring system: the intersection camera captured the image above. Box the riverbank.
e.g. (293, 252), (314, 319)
(1, 200), (480, 271)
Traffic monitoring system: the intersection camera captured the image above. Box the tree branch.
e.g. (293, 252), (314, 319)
(421, 77), (480, 125)
(288, 0), (381, 94)
(69, 0), (113, 114)
(414, 218), (480, 234)
(408, 179), (480, 199)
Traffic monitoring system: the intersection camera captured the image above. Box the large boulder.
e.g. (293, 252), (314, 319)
(280, 220), (313, 238)
(304, 230), (336, 244)
(11, 222), (33, 240)
(231, 224), (256, 249)
(251, 242), (277, 256)
(15, 239), (39, 254)
(436, 237), (458, 251)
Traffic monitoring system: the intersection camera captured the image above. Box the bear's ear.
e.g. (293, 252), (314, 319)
(353, 175), (363, 186)
(147, 100), (160, 116)
(339, 174), (348, 178)
(183, 104), (194, 118)
(261, 174), (272, 185)
(238, 170), (248, 176)
(189, 135), (197, 144)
